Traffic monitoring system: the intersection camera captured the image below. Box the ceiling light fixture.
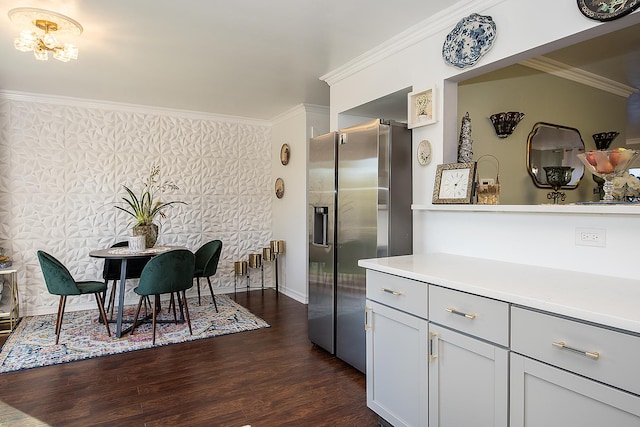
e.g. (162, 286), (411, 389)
(8, 7), (83, 62)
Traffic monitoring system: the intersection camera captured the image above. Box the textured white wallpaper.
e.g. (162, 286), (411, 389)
(0, 95), (273, 316)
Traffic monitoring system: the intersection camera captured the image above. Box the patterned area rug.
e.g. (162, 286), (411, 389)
(0, 294), (269, 373)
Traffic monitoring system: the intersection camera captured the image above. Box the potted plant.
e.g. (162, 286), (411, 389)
(115, 165), (186, 247)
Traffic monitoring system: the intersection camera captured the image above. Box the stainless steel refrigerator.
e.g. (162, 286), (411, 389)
(308, 118), (412, 373)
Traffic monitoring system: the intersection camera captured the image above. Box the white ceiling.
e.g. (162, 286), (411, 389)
(0, 0), (450, 121)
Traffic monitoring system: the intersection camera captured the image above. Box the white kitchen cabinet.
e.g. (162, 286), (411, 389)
(365, 299), (428, 427)
(510, 353), (640, 427)
(428, 323), (508, 427)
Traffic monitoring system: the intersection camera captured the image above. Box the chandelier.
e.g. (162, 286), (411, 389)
(8, 8), (83, 62)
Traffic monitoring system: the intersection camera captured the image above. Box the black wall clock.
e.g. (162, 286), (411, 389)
(577, 0), (640, 21)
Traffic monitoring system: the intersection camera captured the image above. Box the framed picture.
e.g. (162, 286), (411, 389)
(433, 162), (477, 204)
(408, 86), (436, 129)
(577, 0), (640, 22)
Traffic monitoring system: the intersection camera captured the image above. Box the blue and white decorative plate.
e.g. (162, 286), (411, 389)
(442, 13), (497, 69)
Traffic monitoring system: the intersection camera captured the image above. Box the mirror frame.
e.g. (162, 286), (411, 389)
(526, 122), (585, 189)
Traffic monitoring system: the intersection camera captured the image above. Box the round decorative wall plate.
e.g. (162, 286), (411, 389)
(417, 140), (432, 166)
(442, 13), (497, 69)
(280, 143), (290, 165)
(577, 0), (640, 21)
(275, 177), (284, 198)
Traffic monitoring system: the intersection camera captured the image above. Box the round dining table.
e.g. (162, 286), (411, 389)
(89, 245), (187, 338)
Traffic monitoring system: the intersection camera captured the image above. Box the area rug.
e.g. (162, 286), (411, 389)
(0, 294), (269, 373)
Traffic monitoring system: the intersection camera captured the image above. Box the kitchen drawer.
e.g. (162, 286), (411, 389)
(511, 306), (640, 396)
(366, 270), (427, 319)
(429, 285), (509, 347)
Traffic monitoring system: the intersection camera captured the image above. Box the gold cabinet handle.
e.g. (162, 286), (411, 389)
(552, 341), (600, 360)
(445, 307), (476, 319)
(364, 306), (372, 330)
(381, 287), (403, 296)
(429, 332), (438, 361)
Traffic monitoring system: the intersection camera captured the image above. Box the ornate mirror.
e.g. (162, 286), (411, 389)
(526, 122), (585, 188)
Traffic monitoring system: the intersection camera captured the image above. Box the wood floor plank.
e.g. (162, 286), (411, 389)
(0, 290), (380, 426)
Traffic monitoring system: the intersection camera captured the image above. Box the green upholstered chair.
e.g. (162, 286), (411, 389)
(193, 240), (223, 310)
(131, 249), (195, 345)
(102, 241), (151, 319)
(37, 250), (111, 345)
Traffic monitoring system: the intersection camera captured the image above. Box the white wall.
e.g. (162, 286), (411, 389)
(271, 104), (329, 303)
(324, 0), (640, 279)
(0, 92), (272, 316)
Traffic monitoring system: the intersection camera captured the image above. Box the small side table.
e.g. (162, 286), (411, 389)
(0, 269), (19, 334)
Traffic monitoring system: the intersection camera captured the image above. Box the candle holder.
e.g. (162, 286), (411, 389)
(248, 253), (264, 290)
(233, 260), (248, 297)
(543, 166), (574, 204)
(269, 240), (285, 294)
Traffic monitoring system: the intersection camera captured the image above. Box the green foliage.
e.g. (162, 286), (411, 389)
(115, 165), (186, 227)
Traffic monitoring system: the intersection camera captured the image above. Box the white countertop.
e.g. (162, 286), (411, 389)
(358, 253), (640, 335)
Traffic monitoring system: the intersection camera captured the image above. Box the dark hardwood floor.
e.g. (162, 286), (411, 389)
(0, 290), (380, 427)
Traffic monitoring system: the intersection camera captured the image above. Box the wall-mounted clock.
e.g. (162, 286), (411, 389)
(280, 144), (290, 165)
(417, 140), (432, 166)
(433, 162), (477, 204)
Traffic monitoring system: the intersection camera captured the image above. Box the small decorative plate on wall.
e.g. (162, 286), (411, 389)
(280, 143), (290, 165)
(442, 13), (497, 69)
(275, 178), (285, 199)
(577, 0), (640, 21)
(417, 140), (432, 166)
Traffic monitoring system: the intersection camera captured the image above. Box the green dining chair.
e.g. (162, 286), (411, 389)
(193, 240), (223, 310)
(37, 250), (111, 345)
(131, 249), (195, 345)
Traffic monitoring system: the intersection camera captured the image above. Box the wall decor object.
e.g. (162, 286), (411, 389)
(489, 112), (525, 138)
(442, 13), (497, 69)
(407, 86), (436, 129)
(544, 166), (574, 204)
(417, 139), (432, 166)
(592, 131), (619, 150)
(577, 0), (640, 21)
(433, 162), (477, 204)
(475, 154), (500, 205)
(280, 143), (290, 165)
(457, 112), (473, 163)
(275, 177), (285, 198)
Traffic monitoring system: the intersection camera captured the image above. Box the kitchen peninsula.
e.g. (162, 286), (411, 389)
(360, 253), (640, 427)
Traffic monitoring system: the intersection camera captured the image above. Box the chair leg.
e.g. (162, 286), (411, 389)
(207, 277), (218, 312)
(55, 295), (67, 345)
(196, 277), (202, 305)
(95, 293), (111, 337)
(181, 290), (192, 335)
(107, 279), (118, 320)
(131, 296), (145, 335)
(152, 295), (159, 345)
(170, 293), (178, 323)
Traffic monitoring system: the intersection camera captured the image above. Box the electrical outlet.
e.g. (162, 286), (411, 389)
(575, 228), (606, 247)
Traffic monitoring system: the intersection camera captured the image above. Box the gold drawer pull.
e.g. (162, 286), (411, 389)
(445, 307), (476, 319)
(552, 341), (600, 360)
(381, 288), (403, 296)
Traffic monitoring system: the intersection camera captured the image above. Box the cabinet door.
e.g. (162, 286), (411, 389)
(366, 300), (428, 427)
(428, 324), (508, 427)
(510, 353), (640, 427)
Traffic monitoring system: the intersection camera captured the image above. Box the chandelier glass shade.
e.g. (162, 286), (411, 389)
(8, 8), (83, 62)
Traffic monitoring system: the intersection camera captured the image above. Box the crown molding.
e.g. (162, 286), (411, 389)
(320, 0), (506, 86)
(0, 90), (272, 126)
(519, 56), (638, 98)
